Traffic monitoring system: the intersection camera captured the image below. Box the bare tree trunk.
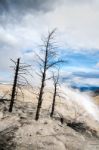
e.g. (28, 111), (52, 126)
(35, 32), (51, 121)
(35, 29), (64, 120)
(50, 83), (57, 117)
(35, 77), (45, 120)
(35, 53), (47, 120)
(9, 58), (20, 112)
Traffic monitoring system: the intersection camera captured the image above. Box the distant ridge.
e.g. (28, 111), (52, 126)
(0, 82), (12, 85)
(71, 85), (99, 92)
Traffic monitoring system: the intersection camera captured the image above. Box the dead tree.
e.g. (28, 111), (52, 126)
(9, 58), (20, 112)
(50, 71), (60, 117)
(35, 29), (64, 120)
(9, 58), (32, 112)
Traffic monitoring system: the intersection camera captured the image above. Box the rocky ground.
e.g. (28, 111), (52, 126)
(0, 100), (99, 150)
(0, 84), (99, 150)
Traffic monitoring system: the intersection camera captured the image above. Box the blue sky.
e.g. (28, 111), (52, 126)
(21, 48), (99, 87)
(0, 0), (99, 87)
(58, 49), (99, 87)
(63, 49), (99, 68)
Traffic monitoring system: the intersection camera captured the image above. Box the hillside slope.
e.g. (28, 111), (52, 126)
(0, 84), (99, 150)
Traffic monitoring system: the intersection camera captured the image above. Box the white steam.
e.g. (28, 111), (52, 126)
(60, 85), (99, 122)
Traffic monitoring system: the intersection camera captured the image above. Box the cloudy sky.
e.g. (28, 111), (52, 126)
(0, 0), (99, 87)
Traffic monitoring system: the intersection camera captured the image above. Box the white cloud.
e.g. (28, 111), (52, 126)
(0, 0), (99, 51)
(0, 27), (18, 47)
(0, 0), (99, 84)
(73, 77), (99, 86)
(95, 62), (99, 68)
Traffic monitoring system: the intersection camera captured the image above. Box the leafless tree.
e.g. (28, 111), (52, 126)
(9, 58), (20, 112)
(50, 70), (60, 117)
(35, 29), (64, 120)
(9, 58), (32, 112)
